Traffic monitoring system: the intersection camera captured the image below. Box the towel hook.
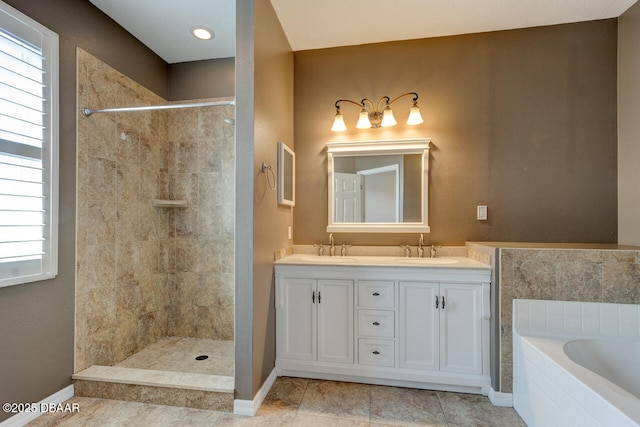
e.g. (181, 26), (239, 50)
(261, 162), (276, 191)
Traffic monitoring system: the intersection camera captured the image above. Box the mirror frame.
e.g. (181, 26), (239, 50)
(326, 138), (431, 233)
(277, 141), (295, 206)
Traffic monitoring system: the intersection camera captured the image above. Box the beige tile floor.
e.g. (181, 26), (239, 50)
(28, 377), (526, 426)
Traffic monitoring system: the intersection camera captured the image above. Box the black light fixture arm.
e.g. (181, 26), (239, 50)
(372, 96), (391, 113)
(334, 99), (365, 111)
(388, 92), (419, 106)
(336, 93), (417, 113)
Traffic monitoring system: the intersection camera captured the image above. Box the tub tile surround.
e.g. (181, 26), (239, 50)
(76, 49), (235, 371)
(498, 246), (640, 393)
(513, 299), (640, 337)
(513, 299), (640, 426)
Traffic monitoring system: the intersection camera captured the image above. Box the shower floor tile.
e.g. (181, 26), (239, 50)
(114, 337), (234, 377)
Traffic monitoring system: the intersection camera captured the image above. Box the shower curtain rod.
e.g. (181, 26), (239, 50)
(81, 99), (235, 117)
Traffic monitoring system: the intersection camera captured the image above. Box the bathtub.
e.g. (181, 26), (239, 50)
(512, 299), (640, 427)
(564, 339), (640, 401)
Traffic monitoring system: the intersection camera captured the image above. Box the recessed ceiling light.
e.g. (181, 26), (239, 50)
(191, 26), (214, 41)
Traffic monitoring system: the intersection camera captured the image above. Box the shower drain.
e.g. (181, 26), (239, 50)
(195, 355), (209, 361)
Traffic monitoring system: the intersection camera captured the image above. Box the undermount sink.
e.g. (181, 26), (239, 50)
(299, 256), (356, 263)
(394, 257), (459, 265)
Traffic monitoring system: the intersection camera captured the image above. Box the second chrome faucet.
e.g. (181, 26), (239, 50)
(321, 233), (350, 256)
(401, 234), (438, 258)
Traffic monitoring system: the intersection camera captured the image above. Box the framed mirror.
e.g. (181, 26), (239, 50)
(278, 141), (295, 206)
(327, 138), (430, 233)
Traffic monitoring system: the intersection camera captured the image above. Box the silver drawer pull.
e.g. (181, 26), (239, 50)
(372, 321), (380, 326)
(372, 350), (380, 355)
(372, 292), (380, 296)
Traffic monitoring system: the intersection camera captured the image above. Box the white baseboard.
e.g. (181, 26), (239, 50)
(488, 387), (513, 407)
(233, 368), (277, 416)
(1, 385), (74, 427)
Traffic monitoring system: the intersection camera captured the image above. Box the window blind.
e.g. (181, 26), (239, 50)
(0, 2), (58, 288)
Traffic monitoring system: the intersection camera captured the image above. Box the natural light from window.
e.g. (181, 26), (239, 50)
(0, 29), (45, 264)
(0, 1), (58, 288)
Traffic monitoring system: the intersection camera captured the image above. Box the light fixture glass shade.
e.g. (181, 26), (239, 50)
(381, 106), (397, 127)
(356, 108), (371, 129)
(331, 111), (347, 132)
(407, 102), (424, 125)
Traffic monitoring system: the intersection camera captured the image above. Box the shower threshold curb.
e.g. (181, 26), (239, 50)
(72, 365), (234, 393)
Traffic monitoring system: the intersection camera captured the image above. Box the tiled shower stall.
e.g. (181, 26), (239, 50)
(75, 48), (235, 374)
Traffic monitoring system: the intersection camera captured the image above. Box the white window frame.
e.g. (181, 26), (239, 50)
(0, 1), (58, 288)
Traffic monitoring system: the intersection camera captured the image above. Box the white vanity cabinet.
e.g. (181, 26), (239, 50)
(400, 281), (483, 374)
(274, 258), (492, 395)
(276, 277), (353, 364)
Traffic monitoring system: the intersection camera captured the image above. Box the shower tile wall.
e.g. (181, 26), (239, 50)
(498, 248), (640, 392)
(168, 100), (235, 340)
(76, 49), (234, 371)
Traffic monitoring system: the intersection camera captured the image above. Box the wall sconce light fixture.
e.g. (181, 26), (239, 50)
(331, 92), (424, 132)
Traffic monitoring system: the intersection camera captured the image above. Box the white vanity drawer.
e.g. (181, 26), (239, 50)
(358, 309), (395, 338)
(358, 281), (395, 308)
(358, 339), (395, 367)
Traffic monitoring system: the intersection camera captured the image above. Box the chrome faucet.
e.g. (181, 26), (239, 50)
(399, 244), (411, 257)
(313, 243), (324, 256)
(417, 234), (425, 258)
(341, 243), (351, 256)
(329, 233), (336, 256)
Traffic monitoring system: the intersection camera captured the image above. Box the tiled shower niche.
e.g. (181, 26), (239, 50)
(75, 48), (235, 372)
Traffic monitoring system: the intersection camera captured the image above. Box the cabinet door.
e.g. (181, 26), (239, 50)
(439, 283), (482, 374)
(277, 278), (316, 361)
(317, 279), (353, 364)
(399, 281), (439, 370)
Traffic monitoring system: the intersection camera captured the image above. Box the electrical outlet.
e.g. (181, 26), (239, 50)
(288, 225), (292, 240)
(477, 205), (488, 221)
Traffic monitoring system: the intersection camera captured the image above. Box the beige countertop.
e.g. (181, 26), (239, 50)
(274, 254), (491, 269)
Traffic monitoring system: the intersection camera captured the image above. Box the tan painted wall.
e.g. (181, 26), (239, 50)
(618, 2), (640, 245)
(252, 0), (294, 396)
(169, 58), (235, 101)
(293, 20), (618, 248)
(234, 0), (294, 400)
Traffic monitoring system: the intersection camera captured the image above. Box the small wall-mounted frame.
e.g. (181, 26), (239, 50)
(278, 141), (295, 206)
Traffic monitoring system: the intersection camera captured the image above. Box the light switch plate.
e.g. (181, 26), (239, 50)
(477, 205), (488, 220)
